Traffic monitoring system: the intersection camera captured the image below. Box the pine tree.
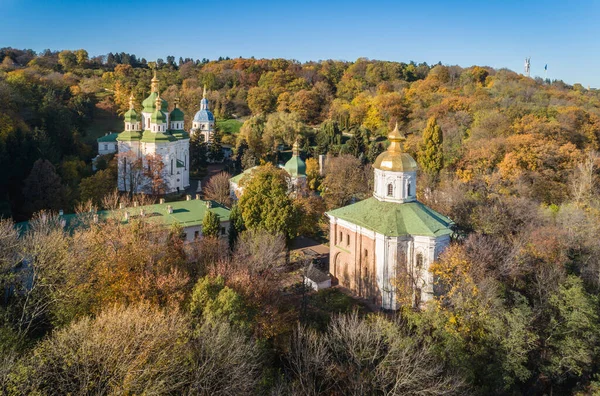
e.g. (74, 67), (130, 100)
(202, 210), (221, 238)
(418, 117), (444, 177)
(227, 204), (245, 249)
(190, 132), (207, 176)
(346, 127), (367, 159)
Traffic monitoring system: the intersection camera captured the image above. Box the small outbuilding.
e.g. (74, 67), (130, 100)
(304, 263), (331, 291)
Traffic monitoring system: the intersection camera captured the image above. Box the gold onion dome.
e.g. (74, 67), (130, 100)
(373, 123), (418, 172)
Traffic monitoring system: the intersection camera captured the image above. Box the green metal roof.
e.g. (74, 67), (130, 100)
(97, 132), (119, 142)
(284, 155), (306, 178)
(140, 130), (177, 143)
(15, 199), (230, 234)
(170, 107), (184, 121)
(116, 130), (142, 141)
(142, 92), (168, 113)
(229, 166), (258, 184)
(124, 108), (138, 122)
(327, 197), (453, 237)
(150, 109), (167, 123)
(171, 130), (190, 140)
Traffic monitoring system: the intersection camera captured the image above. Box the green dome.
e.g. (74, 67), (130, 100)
(151, 109), (166, 123)
(170, 107), (184, 122)
(284, 154), (306, 177)
(124, 108), (137, 122)
(142, 92), (168, 113)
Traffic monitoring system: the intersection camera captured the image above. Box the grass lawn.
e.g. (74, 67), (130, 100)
(216, 119), (243, 135)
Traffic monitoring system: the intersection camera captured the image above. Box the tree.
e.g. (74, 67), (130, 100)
(143, 153), (168, 196)
(208, 129), (225, 163)
(418, 117), (444, 178)
(320, 155), (372, 209)
(22, 159), (67, 214)
(202, 210), (221, 239)
(57, 50), (77, 71)
(238, 164), (300, 240)
(203, 171), (232, 207)
(247, 86), (275, 115)
(227, 204), (245, 249)
(190, 132), (207, 176)
(346, 126), (368, 158)
(305, 157), (321, 191)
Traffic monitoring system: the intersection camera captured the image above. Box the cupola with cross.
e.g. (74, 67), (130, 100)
(373, 123), (418, 203)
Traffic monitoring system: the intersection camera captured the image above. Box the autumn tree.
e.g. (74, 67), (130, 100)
(203, 171), (232, 207)
(143, 153), (168, 196)
(320, 155), (372, 209)
(418, 117), (444, 178)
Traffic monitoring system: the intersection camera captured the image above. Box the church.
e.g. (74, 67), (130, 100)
(326, 125), (453, 310)
(116, 72), (191, 194)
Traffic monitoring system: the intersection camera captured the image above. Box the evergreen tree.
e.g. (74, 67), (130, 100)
(22, 159), (67, 214)
(238, 164), (300, 240)
(227, 204), (245, 249)
(190, 132), (207, 176)
(346, 127), (367, 158)
(208, 130), (224, 163)
(202, 210), (221, 239)
(418, 117), (444, 177)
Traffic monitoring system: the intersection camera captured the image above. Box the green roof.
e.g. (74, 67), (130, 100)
(151, 109), (167, 123)
(284, 155), (306, 178)
(116, 130), (142, 141)
(171, 130), (190, 140)
(327, 197), (453, 237)
(97, 132), (119, 142)
(229, 166), (258, 184)
(142, 92), (168, 113)
(140, 130), (177, 143)
(16, 199), (230, 234)
(176, 159), (185, 168)
(170, 107), (184, 121)
(124, 108), (138, 122)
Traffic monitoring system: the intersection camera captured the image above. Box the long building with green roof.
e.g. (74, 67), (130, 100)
(327, 124), (453, 310)
(17, 197), (231, 242)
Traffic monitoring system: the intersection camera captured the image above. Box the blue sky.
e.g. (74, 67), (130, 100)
(1, 0), (599, 87)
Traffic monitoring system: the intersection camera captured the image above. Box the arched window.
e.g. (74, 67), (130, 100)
(387, 183), (393, 196)
(147, 118), (150, 129)
(170, 159), (173, 175)
(407, 181), (411, 196)
(416, 253), (423, 270)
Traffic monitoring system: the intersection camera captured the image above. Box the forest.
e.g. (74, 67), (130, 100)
(1, 47), (600, 395)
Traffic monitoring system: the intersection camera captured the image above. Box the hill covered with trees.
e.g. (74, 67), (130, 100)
(1, 47), (600, 394)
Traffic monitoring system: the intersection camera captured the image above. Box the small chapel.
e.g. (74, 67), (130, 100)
(116, 72), (191, 194)
(327, 124), (454, 310)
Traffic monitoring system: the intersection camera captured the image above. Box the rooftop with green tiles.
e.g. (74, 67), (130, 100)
(16, 198), (230, 234)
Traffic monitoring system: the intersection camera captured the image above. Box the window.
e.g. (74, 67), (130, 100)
(170, 159), (173, 175)
(194, 230), (199, 239)
(339, 231), (342, 244)
(221, 227), (226, 235)
(416, 253), (424, 270)
(104, 144), (108, 150)
(364, 249), (368, 258)
(346, 234), (350, 246)
(147, 118), (150, 129)
(387, 183), (393, 196)
(407, 181), (411, 196)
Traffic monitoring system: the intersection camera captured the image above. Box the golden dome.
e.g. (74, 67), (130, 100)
(373, 123), (418, 172)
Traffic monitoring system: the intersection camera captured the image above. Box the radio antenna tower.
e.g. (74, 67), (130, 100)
(524, 57), (531, 77)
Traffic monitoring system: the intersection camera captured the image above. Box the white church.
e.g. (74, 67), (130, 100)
(114, 72), (216, 194)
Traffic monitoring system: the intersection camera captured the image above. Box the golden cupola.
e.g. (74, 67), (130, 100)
(373, 123), (418, 172)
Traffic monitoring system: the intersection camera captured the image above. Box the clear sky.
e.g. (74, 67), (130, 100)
(1, 0), (599, 87)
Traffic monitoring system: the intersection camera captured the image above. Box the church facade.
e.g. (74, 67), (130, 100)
(116, 72), (190, 194)
(327, 125), (453, 310)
